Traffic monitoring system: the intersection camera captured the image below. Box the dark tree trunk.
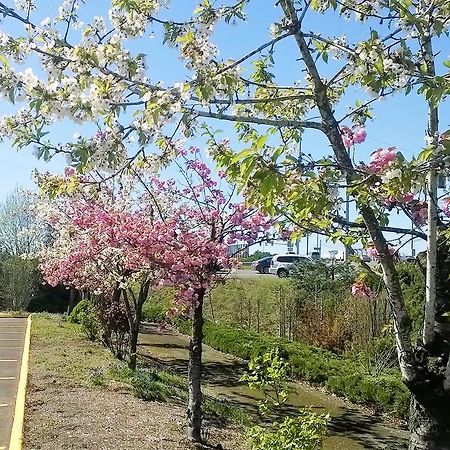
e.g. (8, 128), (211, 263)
(408, 237), (450, 449)
(66, 287), (76, 314)
(409, 392), (450, 449)
(128, 316), (140, 371)
(187, 288), (205, 442)
(127, 282), (149, 371)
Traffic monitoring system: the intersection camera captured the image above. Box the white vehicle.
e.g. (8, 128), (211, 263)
(269, 254), (310, 278)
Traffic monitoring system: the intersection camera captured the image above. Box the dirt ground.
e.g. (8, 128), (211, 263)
(23, 316), (246, 450)
(24, 373), (245, 450)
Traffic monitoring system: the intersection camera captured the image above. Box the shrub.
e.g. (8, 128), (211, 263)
(78, 305), (100, 341)
(247, 412), (329, 450)
(142, 288), (173, 322)
(68, 299), (91, 324)
(241, 348), (291, 414)
(325, 373), (409, 417)
(396, 262), (425, 338)
(95, 295), (130, 360)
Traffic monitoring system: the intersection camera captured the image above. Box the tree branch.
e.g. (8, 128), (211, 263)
(332, 215), (427, 240)
(193, 110), (323, 130)
(215, 30), (294, 76)
(279, 0), (417, 383)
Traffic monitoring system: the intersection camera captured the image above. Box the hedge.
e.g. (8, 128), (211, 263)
(173, 318), (409, 418)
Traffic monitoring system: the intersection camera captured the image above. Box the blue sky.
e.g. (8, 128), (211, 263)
(0, 0), (448, 256)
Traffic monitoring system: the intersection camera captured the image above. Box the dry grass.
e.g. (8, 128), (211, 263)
(24, 314), (246, 450)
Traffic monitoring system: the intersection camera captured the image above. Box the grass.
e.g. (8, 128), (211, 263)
(143, 277), (294, 336)
(31, 313), (116, 383)
(31, 313), (248, 425)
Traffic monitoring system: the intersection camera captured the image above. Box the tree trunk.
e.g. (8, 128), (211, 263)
(127, 283), (149, 371)
(409, 393), (450, 449)
(128, 317), (140, 371)
(66, 286), (76, 315)
(187, 288), (205, 443)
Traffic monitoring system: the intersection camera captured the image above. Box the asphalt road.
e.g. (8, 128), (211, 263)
(0, 317), (27, 450)
(229, 268), (276, 279)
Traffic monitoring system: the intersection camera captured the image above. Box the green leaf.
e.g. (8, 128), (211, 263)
(231, 148), (255, 163)
(255, 134), (269, 150)
(0, 54), (9, 68)
(260, 174), (274, 197)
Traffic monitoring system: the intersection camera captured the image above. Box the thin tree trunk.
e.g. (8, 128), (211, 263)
(127, 282), (150, 371)
(66, 286), (76, 314)
(421, 29), (438, 348)
(279, 0), (417, 383)
(187, 287), (205, 443)
(128, 314), (140, 371)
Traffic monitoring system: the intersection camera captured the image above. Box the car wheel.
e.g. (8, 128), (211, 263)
(263, 267), (270, 274)
(278, 269), (289, 278)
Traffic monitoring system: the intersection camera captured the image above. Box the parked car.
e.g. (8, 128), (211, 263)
(252, 256), (273, 274)
(269, 254), (309, 278)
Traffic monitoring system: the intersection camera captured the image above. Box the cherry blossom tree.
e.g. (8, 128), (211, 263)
(2, 0), (450, 447)
(38, 154), (271, 442)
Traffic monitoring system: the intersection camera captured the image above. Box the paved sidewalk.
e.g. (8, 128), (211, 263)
(0, 317), (28, 450)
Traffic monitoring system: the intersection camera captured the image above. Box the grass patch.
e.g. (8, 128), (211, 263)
(32, 313), (248, 426)
(31, 313), (116, 383)
(142, 277), (294, 336)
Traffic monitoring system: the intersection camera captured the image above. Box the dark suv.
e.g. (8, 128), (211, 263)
(252, 256), (273, 274)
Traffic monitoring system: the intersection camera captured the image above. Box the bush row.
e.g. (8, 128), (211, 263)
(174, 318), (410, 418)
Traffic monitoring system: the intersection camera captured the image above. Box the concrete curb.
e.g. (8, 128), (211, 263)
(9, 315), (31, 450)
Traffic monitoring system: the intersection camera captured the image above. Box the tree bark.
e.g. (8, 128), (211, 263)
(127, 282), (150, 371)
(66, 286), (76, 315)
(128, 315), (140, 371)
(408, 393), (450, 449)
(187, 288), (205, 443)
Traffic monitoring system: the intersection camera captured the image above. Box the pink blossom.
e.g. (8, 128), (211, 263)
(351, 281), (373, 300)
(341, 125), (367, 149)
(366, 245), (396, 259)
(411, 202), (428, 226)
(64, 167), (76, 177)
(401, 192), (414, 203)
(442, 198), (450, 217)
(368, 147), (397, 172)
(353, 127), (367, 144)
(383, 196), (397, 207)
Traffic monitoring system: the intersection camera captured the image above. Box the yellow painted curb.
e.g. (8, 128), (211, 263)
(9, 315), (31, 450)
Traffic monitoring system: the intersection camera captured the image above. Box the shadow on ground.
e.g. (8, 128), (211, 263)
(138, 322), (408, 450)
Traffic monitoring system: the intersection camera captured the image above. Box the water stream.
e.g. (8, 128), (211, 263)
(138, 323), (408, 449)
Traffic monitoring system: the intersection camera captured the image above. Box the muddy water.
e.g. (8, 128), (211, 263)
(138, 324), (408, 450)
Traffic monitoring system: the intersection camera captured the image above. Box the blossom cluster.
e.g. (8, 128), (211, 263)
(366, 244), (396, 259)
(38, 156), (272, 318)
(341, 125), (367, 150)
(351, 281), (374, 300)
(368, 147), (397, 173)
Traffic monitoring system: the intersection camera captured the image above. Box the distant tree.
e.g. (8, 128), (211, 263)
(0, 255), (40, 311)
(0, 187), (46, 256)
(0, 187), (46, 311)
(244, 250), (273, 262)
